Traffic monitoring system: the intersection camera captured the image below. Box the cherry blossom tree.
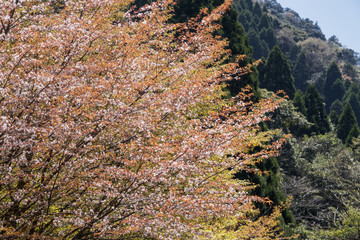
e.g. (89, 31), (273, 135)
(0, 0), (284, 238)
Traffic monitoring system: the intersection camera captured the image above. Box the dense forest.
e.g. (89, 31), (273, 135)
(234, 0), (360, 239)
(1, 0), (360, 239)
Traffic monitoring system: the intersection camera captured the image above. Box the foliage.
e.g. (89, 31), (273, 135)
(328, 35), (342, 47)
(236, 9), (251, 31)
(0, 0), (288, 238)
(134, 0), (154, 8)
(260, 45), (296, 99)
(258, 14), (272, 31)
(260, 27), (277, 50)
(281, 134), (353, 230)
(293, 52), (310, 92)
(219, 6), (252, 57)
(235, 0), (276, 60)
(217, 5), (260, 99)
(319, 207), (360, 240)
(340, 48), (358, 65)
(131, 1), (360, 238)
(337, 103), (358, 143)
(347, 93), (360, 124)
(329, 110), (339, 126)
(288, 133), (360, 239)
(292, 90), (306, 115)
(330, 99), (343, 115)
(252, 1), (262, 18)
(323, 62), (344, 110)
(298, 38), (337, 75)
(304, 84), (330, 135)
(266, 97), (311, 137)
(276, 27), (297, 53)
(289, 44), (301, 67)
(172, 0), (224, 22)
(346, 125), (360, 146)
(342, 63), (359, 81)
(247, 27), (268, 60)
(343, 83), (360, 102)
(248, 1), (360, 239)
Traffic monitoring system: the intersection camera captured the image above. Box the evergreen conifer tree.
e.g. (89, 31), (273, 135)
(330, 99), (343, 115)
(258, 14), (271, 30)
(260, 46), (296, 98)
(304, 84), (330, 134)
(252, 1), (262, 18)
(324, 62), (343, 109)
(260, 40), (270, 58)
(238, 0), (247, 10)
(332, 79), (346, 99)
(220, 7), (260, 99)
(234, 156), (295, 225)
(337, 103), (358, 143)
(219, 7), (252, 57)
(232, 0), (241, 10)
(343, 83), (360, 102)
(293, 52), (310, 92)
(325, 79), (345, 112)
(249, 19), (259, 32)
(237, 10), (251, 30)
(247, 27), (264, 59)
(293, 90), (306, 115)
(346, 125), (360, 146)
(260, 27), (277, 50)
(344, 78), (352, 91)
(242, 8), (252, 20)
(324, 62), (342, 90)
(237, 0), (253, 11)
(347, 93), (360, 124)
(252, 15), (260, 26)
(289, 44), (301, 67)
(173, 0), (224, 22)
(329, 110), (339, 125)
(245, 0), (253, 11)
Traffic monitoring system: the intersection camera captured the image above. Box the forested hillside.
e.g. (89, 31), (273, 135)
(1, 0), (360, 239)
(234, 0), (360, 239)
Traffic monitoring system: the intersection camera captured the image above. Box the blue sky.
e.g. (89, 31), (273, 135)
(275, 0), (360, 53)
